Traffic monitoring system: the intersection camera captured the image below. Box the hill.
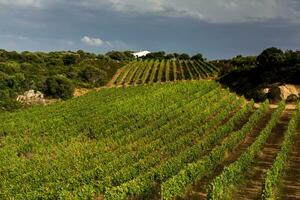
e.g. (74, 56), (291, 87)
(0, 80), (299, 199)
(216, 48), (300, 102)
(0, 49), (126, 111)
(109, 59), (219, 86)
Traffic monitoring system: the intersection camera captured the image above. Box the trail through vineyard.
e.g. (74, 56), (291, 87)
(182, 109), (274, 200)
(107, 67), (125, 87)
(231, 109), (291, 200)
(280, 120), (300, 200)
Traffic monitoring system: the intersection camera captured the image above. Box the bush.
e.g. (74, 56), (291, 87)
(191, 53), (204, 61)
(106, 51), (134, 61)
(142, 52), (165, 60)
(79, 66), (107, 85)
(45, 75), (74, 100)
(0, 90), (22, 112)
(178, 53), (190, 60)
(63, 54), (80, 65)
(257, 47), (285, 69)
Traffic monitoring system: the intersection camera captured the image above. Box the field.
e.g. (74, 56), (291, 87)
(109, 59), (219, 86)
(0, 81), (299, 200)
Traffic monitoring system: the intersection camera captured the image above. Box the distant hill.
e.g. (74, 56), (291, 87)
(215, 48), (300, 102)
(109, 59), (219, 86)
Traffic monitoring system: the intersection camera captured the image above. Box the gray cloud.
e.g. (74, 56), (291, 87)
(0, 0), (298, 58)
(1, 0), (299, 23)
(0, 0), (45, 7)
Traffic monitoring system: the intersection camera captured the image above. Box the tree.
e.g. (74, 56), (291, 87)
(142, 51), (165, 60)
(106, 51), (134, 61)
(45, 75), (74, 100)
(257, 47), (285, 69)
(178, 53), (190, 60)
(165, 54), (175, 59)
(63, 54), (80, 65)
(79, 66), (107, 85)
(285, 50), (300, 66)
(191, 53), (204, 61)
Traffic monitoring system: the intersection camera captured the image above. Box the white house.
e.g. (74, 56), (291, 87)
(133, 50), (151, 58)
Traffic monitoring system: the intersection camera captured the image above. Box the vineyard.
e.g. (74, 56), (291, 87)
(109, 59), (219, 86)
(0, 81), (299, 200)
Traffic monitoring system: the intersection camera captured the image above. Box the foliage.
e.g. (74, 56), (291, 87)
(45, 75), (75, 100)
(257, 47), (285, 69)
(142, 51), (165, 60)
(262, 102), (300, 200)
(0, 49), (124, 111)
(106, 51), (135, 61)
(0, 81), (234, 199)
(113, 59), (219, 86)
(178, 53), (190, 60)
(161, 100), (268, 200)
(207, 101), (285, 199)
(191, 53), (204, 61)
(218, 48), (300, 101)
(79, 66), (107, 85)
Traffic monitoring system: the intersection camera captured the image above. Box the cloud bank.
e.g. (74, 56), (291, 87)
(0, 0), (44, 7)
(1, 0), (299, 23)
(76, 0), (300, 23)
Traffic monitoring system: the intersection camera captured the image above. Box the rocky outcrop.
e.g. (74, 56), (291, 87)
(262, 84), (300, 102)
(17, 90), (45, 105)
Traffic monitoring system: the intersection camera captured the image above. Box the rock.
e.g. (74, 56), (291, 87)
(17, 90), (45, 105)
(286, 94), (299, 103)
(263, 84), (300, 101)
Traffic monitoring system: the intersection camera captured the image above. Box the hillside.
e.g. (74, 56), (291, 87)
(109, 59), (219, 86)
(0, 50), (127, 111)
(0, 80), (299, 199)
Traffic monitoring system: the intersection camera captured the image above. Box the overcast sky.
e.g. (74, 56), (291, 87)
(0, 0), (299, 59)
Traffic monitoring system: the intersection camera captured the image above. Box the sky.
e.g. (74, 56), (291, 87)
(0, 0), (299, 59)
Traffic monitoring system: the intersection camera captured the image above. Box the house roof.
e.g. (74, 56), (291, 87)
(133, 51), (151, 57)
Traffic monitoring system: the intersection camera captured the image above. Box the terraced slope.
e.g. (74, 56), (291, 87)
(232, 111), (290, 200)
(183, 110), (273, 200)
(110, 59), (219, 86)
(0, 80), (299, 200)
(280, 135), (300, 200)
(279, 114), (300, 200)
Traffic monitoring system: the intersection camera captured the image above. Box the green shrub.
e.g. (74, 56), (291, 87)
(45, 75), (74, 100)
(79, 66), (107, 85)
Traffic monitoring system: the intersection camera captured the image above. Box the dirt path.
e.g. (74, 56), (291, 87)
(231, 110), (291, 200)
(279, 121), (300, 200)
(107, 67), (125, 87)
(181, 110), (274, 200)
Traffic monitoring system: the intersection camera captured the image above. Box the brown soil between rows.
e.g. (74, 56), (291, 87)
(107, 67), (125, 87)
(132, 98), (249, 200)
(179, 109), (274, 200)
(231, 110), (291, 200)
(279, 120), (300, 200)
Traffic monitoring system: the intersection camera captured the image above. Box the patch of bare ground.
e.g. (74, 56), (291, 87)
(107, 67), (125, 87)
(254, 103), (297, 111)
(73, 88), (93, 97)
(279, 121), (300, 200)
(230, 109), (291, 200)
(180, 109), (274, 200)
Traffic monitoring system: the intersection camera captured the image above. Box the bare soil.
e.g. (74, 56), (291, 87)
(279, 121), (300, 200)
(179, 109), (274, 200)
(106, 67), (125, 87)
(231, 110), (291, 200)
